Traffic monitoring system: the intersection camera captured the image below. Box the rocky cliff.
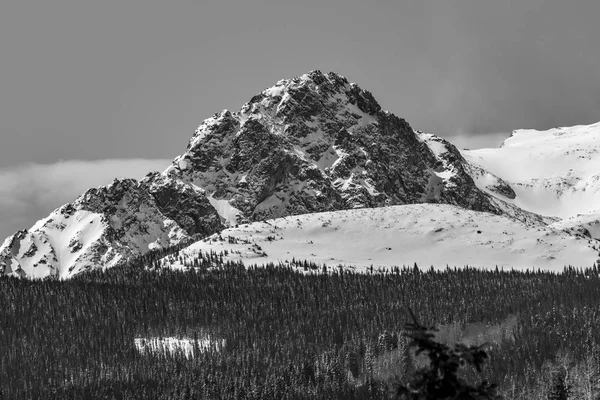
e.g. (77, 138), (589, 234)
(164, 70), (498, 221)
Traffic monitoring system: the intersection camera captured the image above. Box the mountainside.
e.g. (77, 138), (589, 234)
(163, 204), (600, 272)
(0, 174), (222, 278)
(1, 71), (599, 278)
(163, 70), (497, 220)
(462, 121), (600, 238)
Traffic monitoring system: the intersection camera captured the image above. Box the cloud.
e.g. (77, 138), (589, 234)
(0, 159), (171, 241)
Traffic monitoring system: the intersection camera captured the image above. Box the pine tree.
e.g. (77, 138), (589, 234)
(392, 309), (501, 399)
(548, 370), (571, 400)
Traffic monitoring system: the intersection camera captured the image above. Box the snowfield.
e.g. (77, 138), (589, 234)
(134, 335), (225, 359)
(0, 209), (118, 279)
(166, 204), (600, 272)
(463, 121), (600, 220)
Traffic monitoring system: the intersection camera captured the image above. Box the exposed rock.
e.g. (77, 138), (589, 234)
(165, 70), (499, 223)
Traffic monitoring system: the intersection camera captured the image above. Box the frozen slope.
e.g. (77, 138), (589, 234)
(550, 212), (600, 240)
(0, 210), (108, 279)
(0, 189), (186, 279)
(463, 122), (600, 219)
(0, 175), (223, 279)
(165, 204), (600, 272)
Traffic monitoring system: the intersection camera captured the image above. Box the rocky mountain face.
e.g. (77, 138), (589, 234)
(2, 70), (596, 278)
(0, 174), (222, 278)
(164, 70), (498, 221)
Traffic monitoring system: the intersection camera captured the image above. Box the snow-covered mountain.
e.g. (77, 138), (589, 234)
(462, 122), (600, 238)
(0, 174), (222, 278)
(163, 70), (496, 219)
(2, 70), (599, 278)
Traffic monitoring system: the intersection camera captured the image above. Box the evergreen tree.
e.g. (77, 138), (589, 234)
(547, 370), (571, 400)
(392, 309), (501, 400)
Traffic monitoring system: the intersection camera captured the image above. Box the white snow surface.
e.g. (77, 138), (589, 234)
(207, 195), (243, 227)
(166, 204), (600, 272)
(463, 121), (600, 219)
(551, 211), (600, 240)
(416, 132), (459, 200)
(0, 179), (190, 279)
(134, 336), (225, 358)
(0, 209), (115, 279)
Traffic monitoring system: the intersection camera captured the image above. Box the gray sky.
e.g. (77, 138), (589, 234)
(1, 0), (600, 238)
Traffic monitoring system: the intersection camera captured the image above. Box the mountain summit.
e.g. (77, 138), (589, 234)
(1, 71), (598, 278)
(164, 70), (496, 221)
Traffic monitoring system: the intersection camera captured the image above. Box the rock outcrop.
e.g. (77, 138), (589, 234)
(164, 70), (498, 222)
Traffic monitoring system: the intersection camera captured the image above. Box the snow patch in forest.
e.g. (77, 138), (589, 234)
(134, 336), (225, 358)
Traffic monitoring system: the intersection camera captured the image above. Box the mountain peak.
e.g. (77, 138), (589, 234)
(1, 70), (512, 278)
(184, 71), (382, 156)
(270, 70), (350, 91)
(165, 70), (494, 223)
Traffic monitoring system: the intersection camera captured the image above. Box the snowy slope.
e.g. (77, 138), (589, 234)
(463, 122), (600, 219)
(0, 183), (185, 279)
(462, 121), (600, 240)
(550, 212), (600, 240)
(0, 176), (222, 278)
(0, 210), (109, 279)
(164, 204), (600, 272)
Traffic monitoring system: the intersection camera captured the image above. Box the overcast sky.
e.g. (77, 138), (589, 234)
(1, 0), (599, 238)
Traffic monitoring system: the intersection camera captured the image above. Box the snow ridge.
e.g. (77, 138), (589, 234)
(164, 204), (600, 272)
(462, 121), (600, 238)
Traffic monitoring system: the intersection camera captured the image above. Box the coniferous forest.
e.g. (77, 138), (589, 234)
(3, 255), (600, 399)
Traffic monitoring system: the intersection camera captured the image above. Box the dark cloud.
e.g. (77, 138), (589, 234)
(1, 0), (599, 171)
(406, 0), (600, 135)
